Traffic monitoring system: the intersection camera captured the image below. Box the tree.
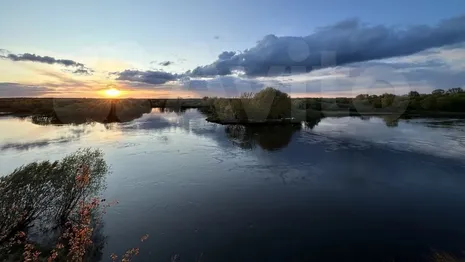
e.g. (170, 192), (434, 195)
(421, 96), (437, 110)
(446, 87), (464, 94)
(253, 87), (292, 119)
(0, 149), (108, 245)
(381, 93), (395, 108)
(368, 95), (382, 109)
(408, 91), (420, 98)
(432, 89), (445, 95)
(355, 94), (369, 100)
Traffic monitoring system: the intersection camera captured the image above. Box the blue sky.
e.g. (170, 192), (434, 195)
(0, 0), (464, 97)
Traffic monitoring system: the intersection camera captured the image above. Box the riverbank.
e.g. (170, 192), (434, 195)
(2, 98), (465, 121)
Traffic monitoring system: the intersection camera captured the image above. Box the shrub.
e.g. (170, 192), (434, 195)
(0, 149), (108, 261)
(209, 87), (292, 121)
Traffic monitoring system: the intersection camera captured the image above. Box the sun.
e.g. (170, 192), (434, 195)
(104, 88), (121, 97)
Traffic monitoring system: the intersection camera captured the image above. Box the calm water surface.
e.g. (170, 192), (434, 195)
(1, 109), (465, 262)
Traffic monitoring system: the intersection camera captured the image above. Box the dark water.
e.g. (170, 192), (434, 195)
(1, 109), (465, 261)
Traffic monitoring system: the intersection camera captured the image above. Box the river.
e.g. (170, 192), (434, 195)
(1, 108), (465, 261)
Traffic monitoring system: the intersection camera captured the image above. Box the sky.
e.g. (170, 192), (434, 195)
(0, 0), (464, 98)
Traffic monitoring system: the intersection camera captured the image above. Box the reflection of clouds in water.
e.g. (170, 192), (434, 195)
(301, 117), (465, 160)
(298, 131), (371, 152)
(3, 108), (465, 163)
(0, 125), (91, 152)
(120, 114), (173, 131)
(2, 136), (72, 151)
(1, 140), (52, 151)
(120, 108), (227, 140)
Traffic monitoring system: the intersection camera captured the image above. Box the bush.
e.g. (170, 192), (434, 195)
(209, 87), (292, 121)
(0, 149), (108, 261)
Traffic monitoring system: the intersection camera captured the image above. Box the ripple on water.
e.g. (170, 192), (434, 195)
(303, 117), (465, 161)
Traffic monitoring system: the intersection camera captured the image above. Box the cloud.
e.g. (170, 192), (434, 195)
(0, 82), (55, 97)
(30, 69), (94, 90)
(159, 61), (174, 66)
(182, 76), (265, 97)
(190, 15), (465, 77)
(4, 53), (85, 67)
(115, 70), (179, 85)
(0, 50), (93, 75)
(70, 68), (94, 75)
(218, 51), (236, 60)
(110, 14), (465, 97)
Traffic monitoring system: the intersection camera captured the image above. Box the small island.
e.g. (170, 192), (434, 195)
(202, 87), (322, 125)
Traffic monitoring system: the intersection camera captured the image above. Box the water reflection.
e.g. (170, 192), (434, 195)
(2, 108), (465, 261)
(225, 125), (302, 151)
(382, 115), (400, 127)
(2, 107), (465, 157)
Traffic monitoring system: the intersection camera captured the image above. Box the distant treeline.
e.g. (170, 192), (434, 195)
(202, 87), (465, 117)
(1, 87), (464, 118)
(282, 87), (465, 113)
(0, 99), (152, 124)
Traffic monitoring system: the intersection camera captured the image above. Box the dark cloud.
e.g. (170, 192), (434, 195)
(4, 53), (84, 67)
(115, 70), (179, 85)
(190, 15), (465, 77)
(218, 51), (236, 60)
(184, 79), (208, 91)
(71, 68), (94, 75)
(0, 50), (93, 75)
(182, 76), (264, 97)
(214, 36), (220, 40)
(0, 82), (55, 97)
(159, 61), (174, 66)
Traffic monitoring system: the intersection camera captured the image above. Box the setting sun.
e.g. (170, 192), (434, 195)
(104, 88), (121, 97)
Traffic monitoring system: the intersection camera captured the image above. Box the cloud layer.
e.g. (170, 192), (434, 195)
(4, 15), (465, 97)
(116, 70), (179, 85)
(189, 15), (465, 77)
(0, 50), (93, 75)
(0, 82), (55, 97)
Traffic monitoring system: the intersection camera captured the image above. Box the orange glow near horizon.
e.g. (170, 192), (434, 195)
(104, 88), (121, 97)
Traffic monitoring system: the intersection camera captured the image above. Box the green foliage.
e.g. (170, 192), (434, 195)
(208, 87), (292, 121)
(432, 89), (445, 95)
(408, 91), (420, 98)
(446, 87), (464, 94)
(311, 88), (465, 114)
(0, 149), (108, 245)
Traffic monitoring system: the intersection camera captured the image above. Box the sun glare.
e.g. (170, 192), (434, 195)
(105, 88), (121, 97)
